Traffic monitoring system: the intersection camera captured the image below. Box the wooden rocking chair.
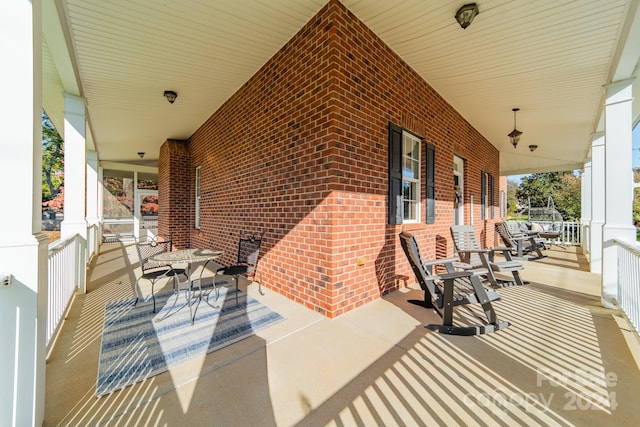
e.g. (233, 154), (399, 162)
(399, 231), (509, 335)
(450, 225), (526, 287)
(495, 221), (546, 259)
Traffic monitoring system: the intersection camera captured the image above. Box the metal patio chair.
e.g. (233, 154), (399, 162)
(213, 231), (264, 307)
(134, 235), (186, 313)
(399, 231), (508, 335)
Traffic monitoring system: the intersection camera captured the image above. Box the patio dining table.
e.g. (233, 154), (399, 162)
(150, 248), (224, 324)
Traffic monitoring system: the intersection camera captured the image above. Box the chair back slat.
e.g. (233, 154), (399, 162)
(237, 232), (263, 273)
(450, 225), (483, 267)
(399, 231), (439, 299)
(136, 236), (172, 272)
(495, 222), (516, 249)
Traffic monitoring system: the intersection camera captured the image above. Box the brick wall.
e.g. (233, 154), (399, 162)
(162, 0), (501, 317)
(158, 139), (191, 249)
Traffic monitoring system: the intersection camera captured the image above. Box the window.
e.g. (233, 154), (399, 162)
(402, 132), (421, 222)
(481, 171), (494, 220)
(195, 166), (201, 229)
(388, 123), (435, 224)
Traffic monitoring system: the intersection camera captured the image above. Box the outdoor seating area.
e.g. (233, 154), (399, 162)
(5, 2), (640, 424)
(132, 231), (263, 323)
(44, 239), (640, 425)
(495, 221), (548, 259)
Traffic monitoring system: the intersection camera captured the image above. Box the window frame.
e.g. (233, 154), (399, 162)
(489, 174), (495, 219)
(195, 166), (201, 229)
(388, 122), (435, 225)
(401, 131), (421, 223)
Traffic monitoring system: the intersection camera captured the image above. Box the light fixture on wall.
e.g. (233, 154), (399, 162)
(137, 152), (145, 158)
(455, 3), (479, 29)
(529, 145), (538, 152)
(163, 90), (177, 104)
(507, 108), (523, 149)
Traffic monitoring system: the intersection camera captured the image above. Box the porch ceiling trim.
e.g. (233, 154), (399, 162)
(42, 0), (640, 176)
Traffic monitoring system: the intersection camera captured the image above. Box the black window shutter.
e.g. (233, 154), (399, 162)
(388, 123), (403, 224)
(425, 143), (436, 224)
(489, 174), (495, 219)
(481, 171), (487, 220)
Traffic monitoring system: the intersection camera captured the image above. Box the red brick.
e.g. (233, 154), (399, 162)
(158, 0), (501, 317)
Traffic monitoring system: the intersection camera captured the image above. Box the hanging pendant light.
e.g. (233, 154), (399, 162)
(508, 108), (522, 148)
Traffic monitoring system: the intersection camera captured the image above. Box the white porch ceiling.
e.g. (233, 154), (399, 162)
(44, 0), (640, 175)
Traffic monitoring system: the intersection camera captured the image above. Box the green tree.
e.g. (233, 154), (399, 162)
(506, 179), (520, 217)
(42, 111), (64, 201)
(552, 173), (581, 221)
(516, 171), (581, 221)
(516, 173), (562, 209)
(633, 168), (639, 228)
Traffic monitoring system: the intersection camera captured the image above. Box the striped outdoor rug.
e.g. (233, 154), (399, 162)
(96, 286), (284, 397)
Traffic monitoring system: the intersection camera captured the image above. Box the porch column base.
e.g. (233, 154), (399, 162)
(589, 220), (604, 274)
(601, 224), (637, 309)
(61, 220), (88, 240)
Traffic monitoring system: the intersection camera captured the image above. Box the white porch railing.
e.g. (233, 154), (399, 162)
(87, 223), (100, 260)
(102, 217), (157, 241)
(46, 234), (86, 350)
(614, 239), (640, 334)
(506, 220), (582, 245)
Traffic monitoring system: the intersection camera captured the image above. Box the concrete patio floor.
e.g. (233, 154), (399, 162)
(44, 241), (640, 426)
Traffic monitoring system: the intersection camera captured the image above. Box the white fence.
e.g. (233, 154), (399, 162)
(46, 234), (86, 351)
(102, 217), (157, 242)
(614, 239), (640, 334)
(88, 223), (100, 260)
(506, 220), (582, 245)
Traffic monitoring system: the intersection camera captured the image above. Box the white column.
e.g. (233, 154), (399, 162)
(602, 78), (637, 308)
(60, 93), (88, 240)
(590, 133), (605, 274)
(581, 158), (592, 254)
(86, 151), (99, 226)
(86, 151), (99, 260)
(133, 171), (140, 240)
(0, 1), (47, 425)
(98, 166), (104, 243)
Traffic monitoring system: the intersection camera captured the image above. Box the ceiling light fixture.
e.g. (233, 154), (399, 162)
(137, 152), (145, 158)
(529, 145), (538, 152)
(455, 3), (479, 29)
(163, 90), (177, 104)
(508, 108), (523, 149)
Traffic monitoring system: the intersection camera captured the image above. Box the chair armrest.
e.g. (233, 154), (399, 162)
(452, 261), (473, 270)
(456, 249), (490, 254)
(456, 248), (493, 261)
(512, 230), (538, 237)
(420, 257), (460, 268)
(431, 270), (473, 281)
(490, 246), (517, 261)
(454, 262), (490, 276)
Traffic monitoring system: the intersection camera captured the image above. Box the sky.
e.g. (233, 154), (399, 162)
(509, 124), (640, 182)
